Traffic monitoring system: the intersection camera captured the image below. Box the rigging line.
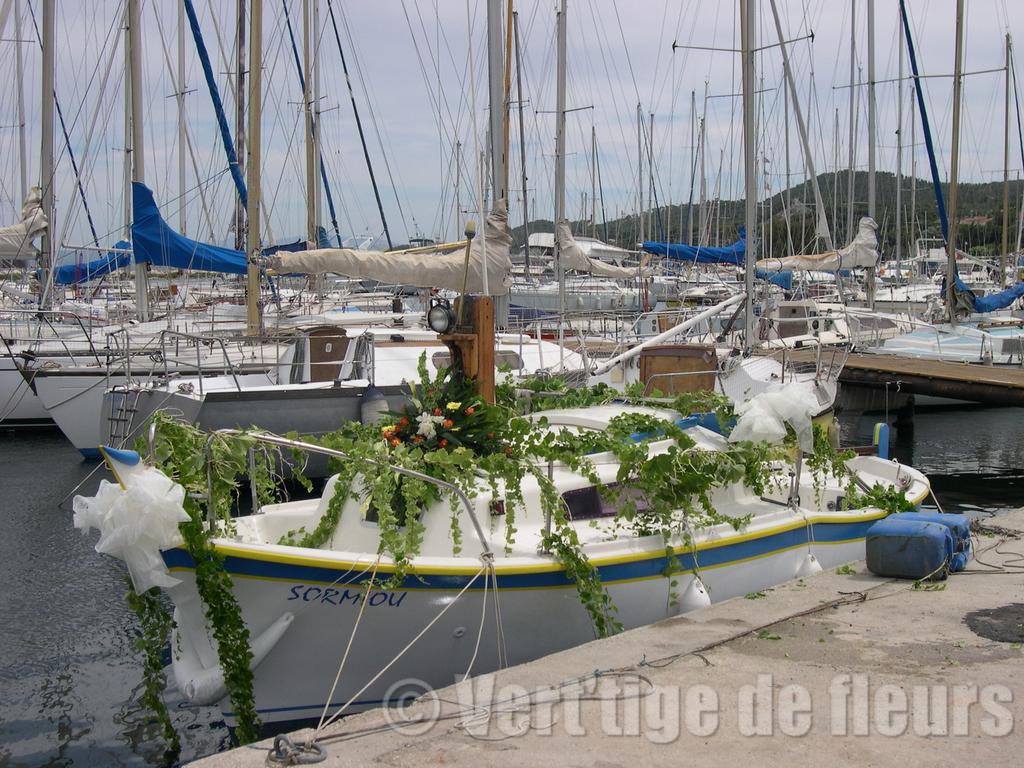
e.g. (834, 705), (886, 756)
(26, 0), (119, 247)
(898, 0), (948, 241)
(279, 0), (343, 248)
(150, 0), (216, 241)
(610, 0), (640, 106)
(407, 0), (468, 233)
(48, 0), (126, 252)
(338, 1), (410, 240)
(315, 564), (489, 737)
(312, 555), (383, 739)
(1011, 45), (1024, 180)
(327, 0), (391, 249)
(182, 0), (246, 209)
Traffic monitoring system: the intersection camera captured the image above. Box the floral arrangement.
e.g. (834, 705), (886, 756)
(383, 354), (508, 455)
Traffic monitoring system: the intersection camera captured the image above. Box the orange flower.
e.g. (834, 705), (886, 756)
(443, 419), (453, 429)
(391, 437), (400, 447)
(433, 407), (442, 416)
(398, 416), (409, 427)
(439, 439), (448, 448)
(413, 435), (423, 443)
(465, 406), (475, 415)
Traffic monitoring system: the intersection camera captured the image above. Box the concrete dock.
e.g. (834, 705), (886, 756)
(195, 512), (1024, 767)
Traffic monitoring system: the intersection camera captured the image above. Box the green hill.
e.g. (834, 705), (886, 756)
(514, 172), (1023, 258)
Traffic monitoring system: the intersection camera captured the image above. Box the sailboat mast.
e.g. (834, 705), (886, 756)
(896, 19), (904, 271)
(866, 0), (876, 308)
(128, 0), (149, 321)
(648, 111), (654, 239)
(313, 0), (323, 238)
(637, 103), (644, 243)
(177, 0), (187, 234)
(453, 140), (461, 242)
(1002, 33), (1011, 289)
(235, 0), (246, 251)
(741, 0), (757, 351)
(14, 0), (26, 202)
(513, 11), (529, 273)
(768, 0), (833, 250)
(910, 88), (916, 260)
(554, 0), (567, 361)
(591, 125), (597, 237)
(487, 0), (506, 205)
(303, 0), (316, 247)
(946, 0), (965, 323)
(688, 89), (695, 244)
(846, 0), (856, 244)
(246, 0), (263, 337)
(38, 0), (54, 309)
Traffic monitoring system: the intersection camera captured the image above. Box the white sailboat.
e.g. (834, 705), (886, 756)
(79, 400), (928, 731)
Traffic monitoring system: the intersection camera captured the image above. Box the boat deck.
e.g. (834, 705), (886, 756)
(790, 348), (1024, 405)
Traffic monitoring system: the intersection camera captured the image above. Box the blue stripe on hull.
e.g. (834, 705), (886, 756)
(162, 518), (879, 591)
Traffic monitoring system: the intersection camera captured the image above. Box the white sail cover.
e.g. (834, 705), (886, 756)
(268, 199), (513, 295)
(0, 187), (47, 262)
(556, 220), (640, 279)
(756, 216), (879, 272)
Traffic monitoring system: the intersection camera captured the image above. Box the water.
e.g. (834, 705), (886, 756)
(2, 409), (1022, 766)
(839, 406), (1024, 518)
(0, 430), (227, 767)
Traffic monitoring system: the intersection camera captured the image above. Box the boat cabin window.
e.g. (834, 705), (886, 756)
(561, 483), (649, 521)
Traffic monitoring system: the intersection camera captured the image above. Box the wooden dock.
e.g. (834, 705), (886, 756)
(791, 350), (1024, 406)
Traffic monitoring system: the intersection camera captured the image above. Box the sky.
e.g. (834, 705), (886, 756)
(0, 0), (1021, 252)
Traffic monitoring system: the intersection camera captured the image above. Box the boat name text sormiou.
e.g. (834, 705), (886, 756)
(287, 585), (408, 608)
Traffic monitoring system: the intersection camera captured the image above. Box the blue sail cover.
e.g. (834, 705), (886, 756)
(132, 183), (248, 274)
(643, 231), (746, 266)
(265, 226), (332, 254)
(642, 230), (792, 289)
(49, 240), (132, 284)
(973, 281), (1024, 313)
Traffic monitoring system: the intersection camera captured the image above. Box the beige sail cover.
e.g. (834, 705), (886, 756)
(555, 220), (640, 279)
(268, 199), (513, 295)
(0, 187), (47, 261)
(755, 216), (879, 272)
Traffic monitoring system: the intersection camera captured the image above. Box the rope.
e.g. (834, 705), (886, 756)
(312, 561), (488, 737)
(460, 558), (491, 684)
(489, 561), (509, 669)
(311, 555), (383, 741)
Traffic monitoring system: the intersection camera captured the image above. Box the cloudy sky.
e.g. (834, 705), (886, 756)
(0, 0), (1020, 250)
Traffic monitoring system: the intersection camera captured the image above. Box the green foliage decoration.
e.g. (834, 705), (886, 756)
(124, 357), (917, 742)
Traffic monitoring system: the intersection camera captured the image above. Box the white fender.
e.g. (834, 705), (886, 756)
(796, 551), (823, 577)
(676, 575), (711, 613)
(172, 611), (295, 705)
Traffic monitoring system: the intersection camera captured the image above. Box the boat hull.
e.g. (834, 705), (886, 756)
(0, 355), (53, 427)
(163, 510), (890, 731)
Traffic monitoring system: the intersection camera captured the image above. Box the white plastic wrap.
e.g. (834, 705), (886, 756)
(73, 468), (190, 592)
(728, 382), (821, 451)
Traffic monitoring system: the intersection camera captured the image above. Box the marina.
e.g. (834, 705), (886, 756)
(3, 0), (1024, 766)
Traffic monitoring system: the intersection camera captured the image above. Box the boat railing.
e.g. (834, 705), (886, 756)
(641, 367), (725, 398)
(0, 309), (105, 365)
(193, 429), (492, 555)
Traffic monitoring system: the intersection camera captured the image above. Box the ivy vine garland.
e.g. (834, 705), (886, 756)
(122, 355), (912, 748)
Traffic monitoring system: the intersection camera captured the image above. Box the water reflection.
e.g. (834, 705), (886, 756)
(3, 406), (1022, 765)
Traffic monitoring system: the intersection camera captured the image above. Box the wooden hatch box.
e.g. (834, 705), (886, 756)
(304, 326), (351, 382)
(638, 344), (718, 395)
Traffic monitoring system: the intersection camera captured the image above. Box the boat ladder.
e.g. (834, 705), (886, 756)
(106, 386), (141, 447)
